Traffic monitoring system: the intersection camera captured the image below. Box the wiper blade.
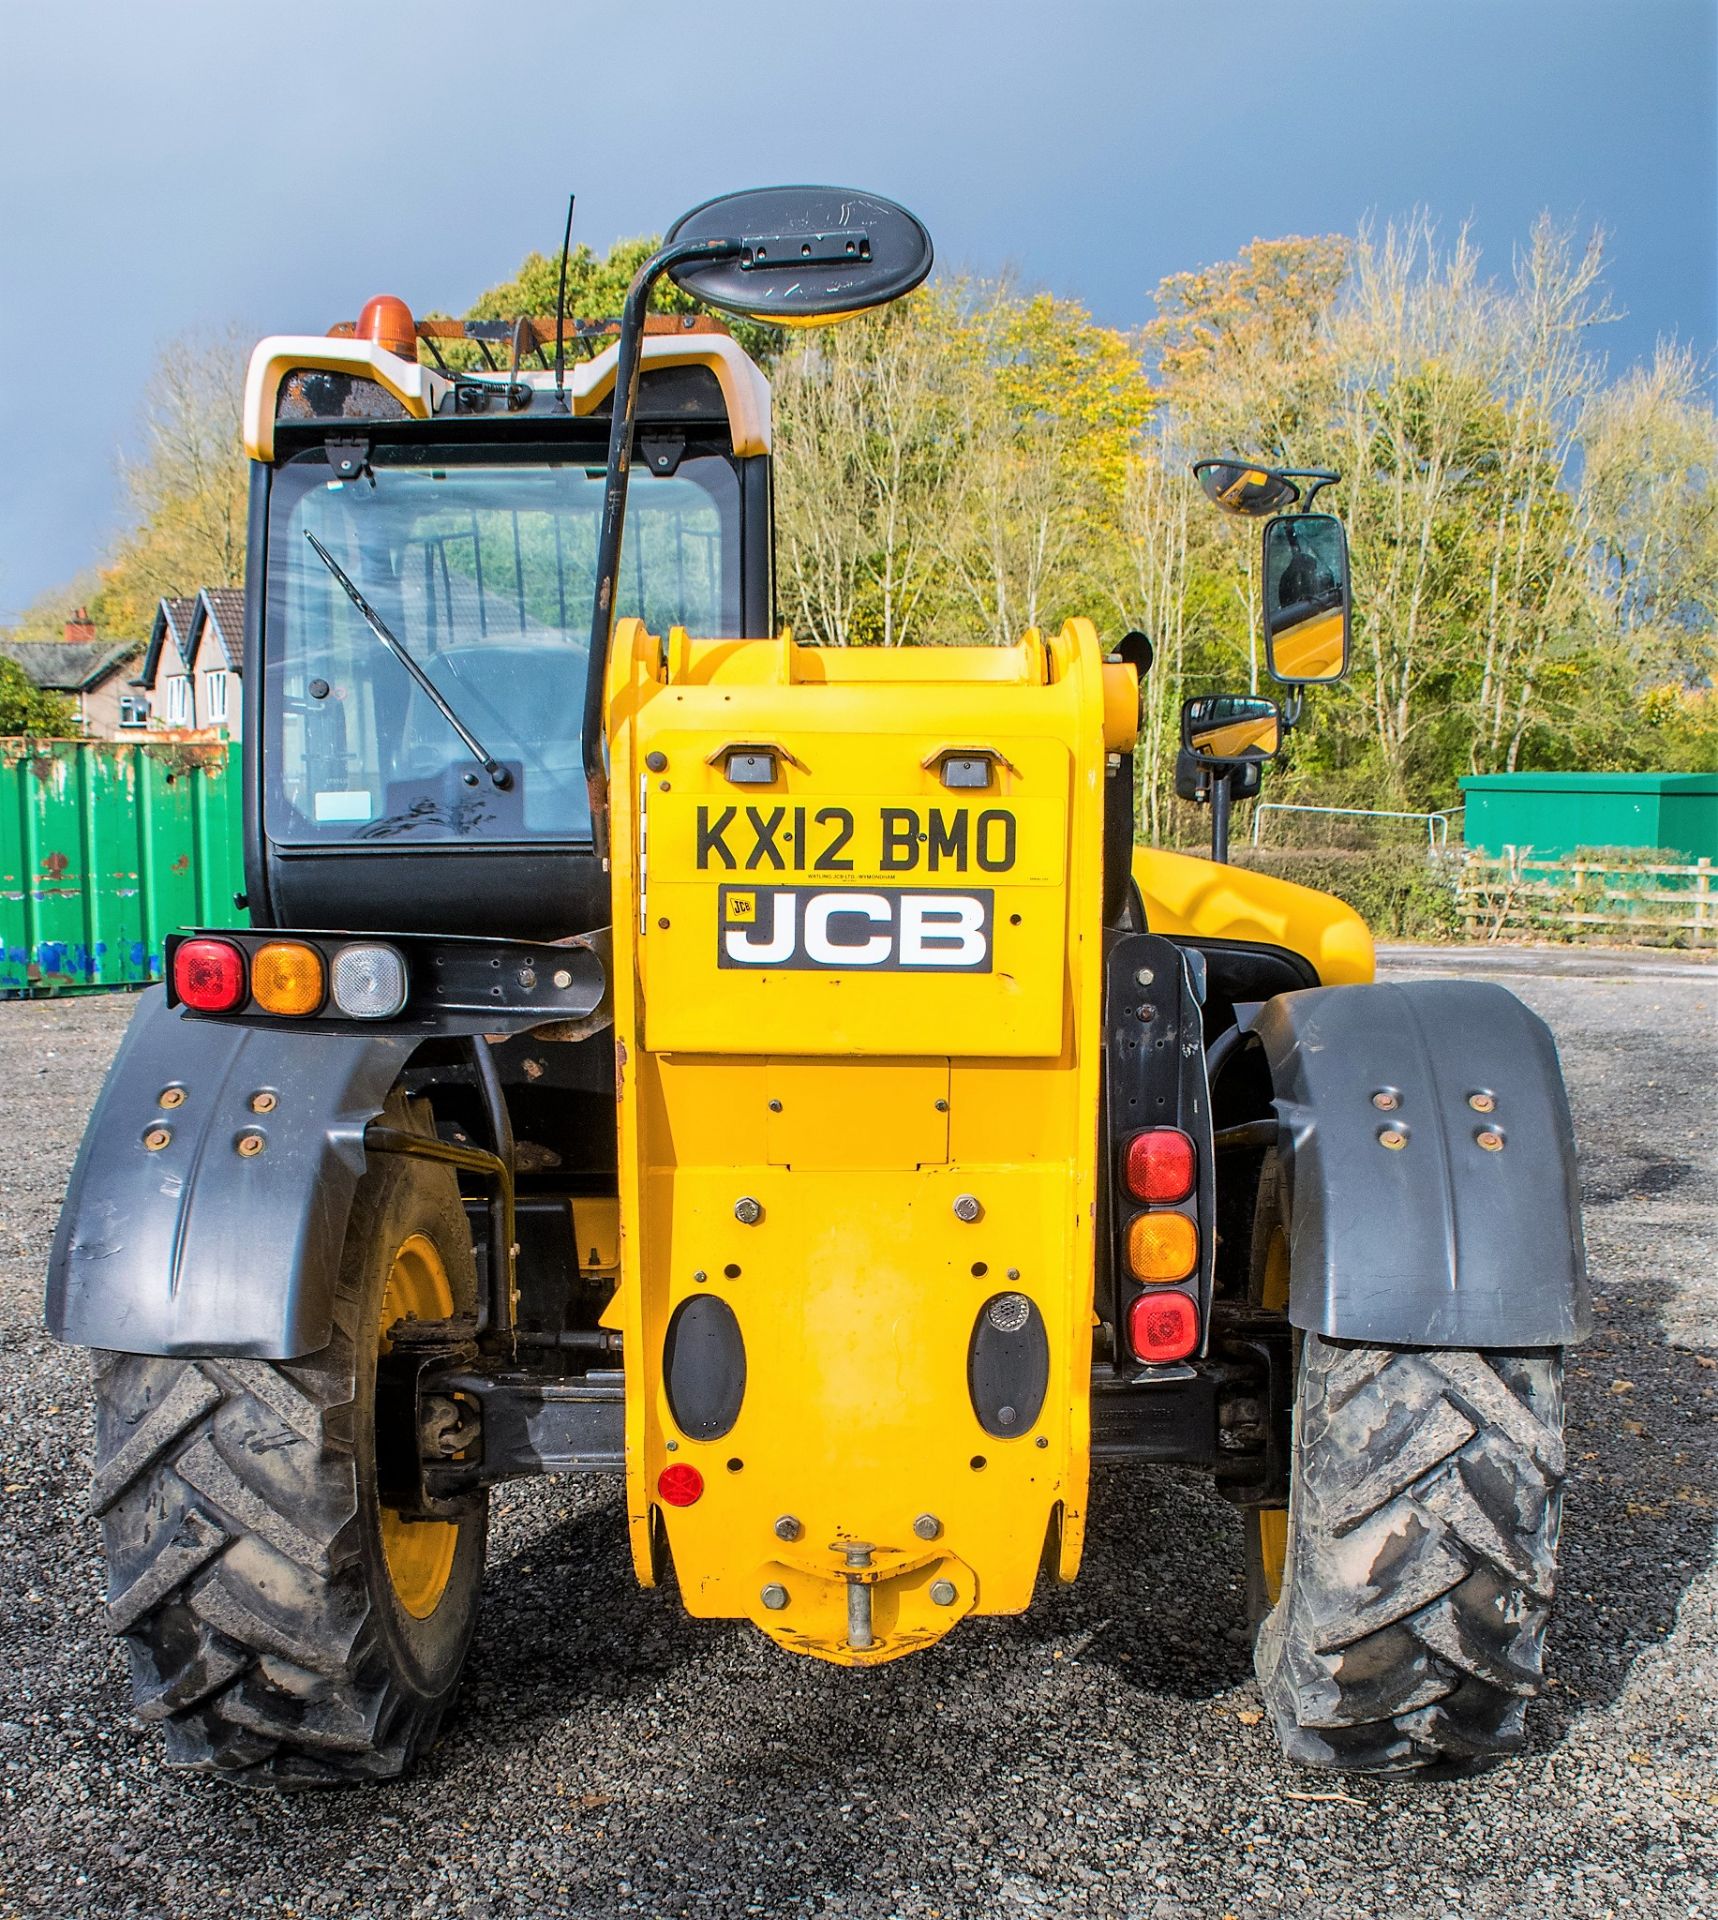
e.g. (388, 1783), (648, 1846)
(303, 530), (512, 791)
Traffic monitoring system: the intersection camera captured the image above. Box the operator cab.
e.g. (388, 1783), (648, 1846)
(241, 312), (774, 939)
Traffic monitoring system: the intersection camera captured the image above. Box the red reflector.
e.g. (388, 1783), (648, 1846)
(1125, 1128), (1196, 1204)
(172, 938), (246, 1013)
(1127, 1288), (1200, 1364)
(656, 1462), (704, 1507)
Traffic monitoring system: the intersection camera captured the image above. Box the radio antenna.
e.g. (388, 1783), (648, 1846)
(553, 194), (576, 413)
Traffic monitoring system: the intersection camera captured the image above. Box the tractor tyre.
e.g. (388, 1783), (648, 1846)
(89, 1096), (487, 1788)
(1247, 1156), (1567, 1772)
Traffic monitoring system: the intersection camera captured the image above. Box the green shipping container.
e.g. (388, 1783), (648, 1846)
(1459, 771), (1718, 861)
(0, 740), (245, 997)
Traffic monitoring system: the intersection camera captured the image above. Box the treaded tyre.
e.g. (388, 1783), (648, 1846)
(1249, 1155), (1567, 1772)
(90, 1096), (487, 1787)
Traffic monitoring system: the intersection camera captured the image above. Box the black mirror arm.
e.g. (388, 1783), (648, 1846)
(581, 233), (745, 865)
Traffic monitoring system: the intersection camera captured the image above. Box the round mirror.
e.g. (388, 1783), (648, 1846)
(1193, 458), (1300, 519)
(665, 186), (933, 322)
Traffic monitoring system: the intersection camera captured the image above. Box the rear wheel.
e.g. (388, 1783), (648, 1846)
(91, 1096), (487, 1787)
(1247, 1155), (1567, 1771)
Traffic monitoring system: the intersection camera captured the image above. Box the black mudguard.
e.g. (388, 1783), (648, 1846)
(1254, 979), (1590, 1348)
(45, 989), (414, 1358)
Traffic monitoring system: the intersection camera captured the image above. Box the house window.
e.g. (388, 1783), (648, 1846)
(205, 670), (229, 724)
(119, 694), (148, 728)
(166, 676), (192, 726)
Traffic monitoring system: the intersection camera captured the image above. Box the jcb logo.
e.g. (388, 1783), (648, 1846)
(695, 805), (1017, 875)
(718, 887), (993, 972)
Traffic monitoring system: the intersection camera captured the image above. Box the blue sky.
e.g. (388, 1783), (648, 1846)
(1, 0), (1712, 626)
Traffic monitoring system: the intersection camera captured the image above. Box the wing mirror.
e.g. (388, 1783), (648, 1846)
(1262, 512), (1350, 684)
(1181, 693), (1283, 767)
(665, 185), (934, 323)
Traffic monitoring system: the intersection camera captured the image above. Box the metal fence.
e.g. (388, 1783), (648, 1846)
(1, 739), (244, 996)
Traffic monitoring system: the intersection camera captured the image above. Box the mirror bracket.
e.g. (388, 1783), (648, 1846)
(740, 229), (872, 272)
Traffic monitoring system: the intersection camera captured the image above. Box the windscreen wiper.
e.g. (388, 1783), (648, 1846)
(303, 530), (512, 791)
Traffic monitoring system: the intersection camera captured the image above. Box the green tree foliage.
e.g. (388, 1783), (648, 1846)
(0, 657), (76, 734)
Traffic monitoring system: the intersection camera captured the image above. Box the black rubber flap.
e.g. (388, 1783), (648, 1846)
(967, 1293), (1049, 1439)
(663, 1294), (747, 1441)
(666, 186), (933, 321)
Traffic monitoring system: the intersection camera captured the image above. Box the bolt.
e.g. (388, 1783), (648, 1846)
(1378, 1128), (1407, 1151)
(143, 1127), (171, 1152)
(842, 1542), (874, 1570)
(237, 1132), (265, 1158)
(1136, 1003), (1157, 1024)
(1035, 1435), (1049, 1449)
(1135, 966), (1156, 987)
(1371, 1090), (1399, 1111)
(929, 1580), (957, 1607)
(518, 967), (537, 989)
(774, 1515), (802, 1542)
(1007, 1268), (1020, 1281)
(734, 1196), (762, 1226)
(760, 1583), (789, 1611)
(1477, 1129), (1505, 1152)
(552, 968), (573, 989)
(249, 1090), (277, 1114)
(768, 1099), (783, 1113)
(158, 1087), (186, 1110)
(693, 1269), (708, 1284)
(913, 1514), (942, 1541)
(934, 1098), (948, 1112)
(1469, 1091), (1496, 1113)
(953, 1194), (982, 1223)
(997, 1404), (1018, 1426)
(645, 751), (668, 772)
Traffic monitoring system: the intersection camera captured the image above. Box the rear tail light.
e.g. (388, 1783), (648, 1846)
(331, 943), (408, 1019)
(249, 941), (326, 1016)
(657, 1463), (704, 1507)
(172, 937), (246, 1013)
(1125, 1128), (1195, 1203)
(1127, 1288), (1200, 1363)
(1126, 1209), (1198, 1282)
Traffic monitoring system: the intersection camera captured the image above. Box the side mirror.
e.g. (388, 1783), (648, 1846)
(1193, 458), (1300, 518)
(1181, 693), (1282, 766)
(664, 185), (933, 323)
(1262, 513), (1350, 684)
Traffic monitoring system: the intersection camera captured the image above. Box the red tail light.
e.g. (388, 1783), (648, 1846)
(657, 1462), (704, 1507)
(1125, 1128), (1196, 1204)
(172, 938), (246, 1013)
(1127, 1288), (1200, 1364)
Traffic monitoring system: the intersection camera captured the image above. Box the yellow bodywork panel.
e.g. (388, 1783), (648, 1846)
(1132, 845), (1375, 986)
(605, 619), (1129, 1664)
(1268, 604), (1345, 682)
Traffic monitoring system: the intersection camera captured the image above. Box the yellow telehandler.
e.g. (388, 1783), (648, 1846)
(48, 187), (1587, 1785)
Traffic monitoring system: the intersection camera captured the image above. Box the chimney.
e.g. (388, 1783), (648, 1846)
(64, 606), (95, 644)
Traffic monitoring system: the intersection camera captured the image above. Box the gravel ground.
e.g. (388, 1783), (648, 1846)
(0, 962), (1713, 1920)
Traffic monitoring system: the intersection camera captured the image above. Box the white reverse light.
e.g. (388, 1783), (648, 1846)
(330, 943), (408, 1019)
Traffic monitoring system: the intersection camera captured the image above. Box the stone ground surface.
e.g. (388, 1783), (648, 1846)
(0, 961), (1712, 1920)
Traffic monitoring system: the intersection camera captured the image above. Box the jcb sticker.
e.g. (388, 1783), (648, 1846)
(718, 886), (993, 972)
(696, 804), (1017, 875)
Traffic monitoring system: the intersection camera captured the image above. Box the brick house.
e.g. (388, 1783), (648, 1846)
(138, 596), (201, 729)
(186, 587), (245, 739)
(0, 610), (142, 738)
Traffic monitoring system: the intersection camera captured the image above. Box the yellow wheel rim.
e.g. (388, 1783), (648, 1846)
(377, 1231), (458, 1618)
(1251, 1220), (1291, 1608)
